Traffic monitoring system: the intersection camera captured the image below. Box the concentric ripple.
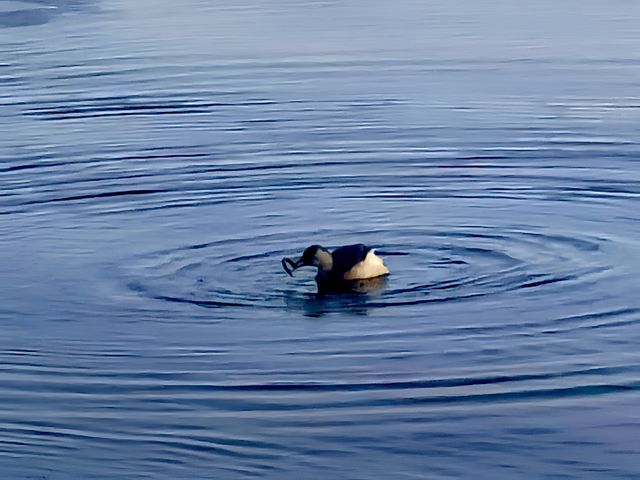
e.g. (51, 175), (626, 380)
(125, 226), (611, 314)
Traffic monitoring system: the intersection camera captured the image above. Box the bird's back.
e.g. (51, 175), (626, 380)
(330, 244), (371, 276)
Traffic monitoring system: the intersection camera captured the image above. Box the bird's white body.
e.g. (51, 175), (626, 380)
(343, 250), (389, 280)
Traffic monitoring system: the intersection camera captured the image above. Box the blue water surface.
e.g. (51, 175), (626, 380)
(1, 1), (640, 478)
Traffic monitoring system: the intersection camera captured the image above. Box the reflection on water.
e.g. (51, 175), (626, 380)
(1, 0), (640, 479)
(283, 276), (388, 317)
(284, 291), (370, 318)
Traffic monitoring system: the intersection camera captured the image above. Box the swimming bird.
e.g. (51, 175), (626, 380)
(282, 244), (389, 292)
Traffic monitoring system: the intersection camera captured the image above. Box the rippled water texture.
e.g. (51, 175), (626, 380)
(2, 1), (640, 478)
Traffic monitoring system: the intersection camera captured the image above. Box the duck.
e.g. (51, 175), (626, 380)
(282, 243), (389, 292)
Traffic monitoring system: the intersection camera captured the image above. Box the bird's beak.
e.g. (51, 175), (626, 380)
(282, 257), (303, 276)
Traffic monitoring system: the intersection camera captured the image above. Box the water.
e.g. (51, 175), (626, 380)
(2, 0), (640, 478)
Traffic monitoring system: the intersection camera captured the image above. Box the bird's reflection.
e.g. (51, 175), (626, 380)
(284, 276), (387, 317)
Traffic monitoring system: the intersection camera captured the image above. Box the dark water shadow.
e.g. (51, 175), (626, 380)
(0, 0), (99, 27)
(0, 4), (57, 27)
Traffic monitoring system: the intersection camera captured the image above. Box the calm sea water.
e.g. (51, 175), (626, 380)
(2, 1), (640, 478)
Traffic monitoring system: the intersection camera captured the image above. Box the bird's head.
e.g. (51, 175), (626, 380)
(282, 245), (332, 276)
